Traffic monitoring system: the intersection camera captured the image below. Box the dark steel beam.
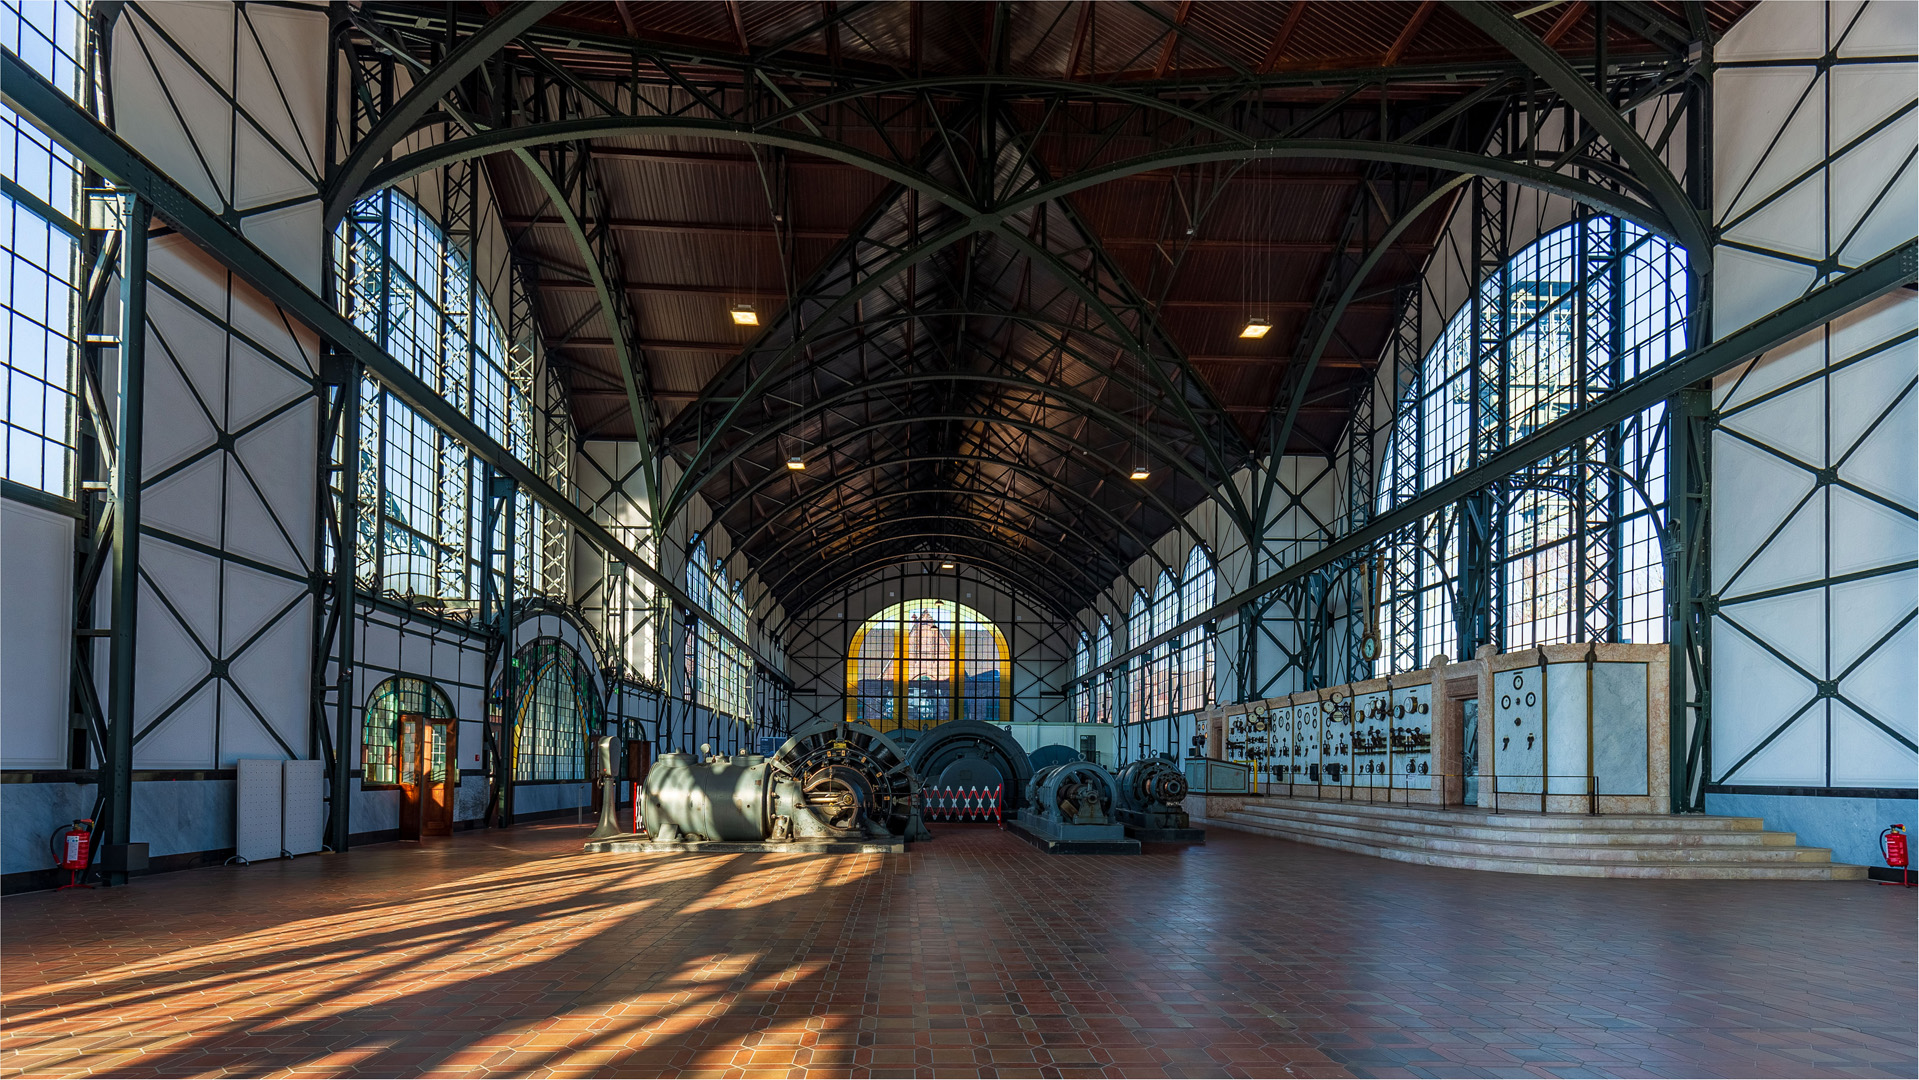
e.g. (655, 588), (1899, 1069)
(747, 486), (1136, 582)
(102, 195), (152, 887)
(700, 415), (1212, 558)
(719, 455), (1176, 574)
(1074, 239), (1919, 686)
(324, 1), (560, 229)
(365, 119), (1687, 253)
(772, 554), (1076, 630)
(1445, 0), (1711, 261)
(772, 528), (1089, 616)
(677, 371), (1222, 509)
(0, 47), (788, 683)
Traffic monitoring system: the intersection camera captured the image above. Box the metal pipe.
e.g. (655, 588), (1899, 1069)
(103, 194), (151, 887)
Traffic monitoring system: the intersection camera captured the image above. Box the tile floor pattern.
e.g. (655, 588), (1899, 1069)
(2, 823), (1913, 1080)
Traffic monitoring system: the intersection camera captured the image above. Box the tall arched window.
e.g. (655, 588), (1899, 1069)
(512, 638), (603, 781)
(1176, 547), (1216, 714)
(1073, 632), (1092, 723)
(846, 600), (1011, 729)
(1092, 620), (1113, 724)
(1125, 590), (1151, 724)
(363, 676), (457, 787)
(1376, 216), (1686, 672)
(334, 188), (547, 601)
(682, 541), (753, 720)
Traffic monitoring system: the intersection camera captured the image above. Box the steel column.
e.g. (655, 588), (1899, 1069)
(102, 194), (151, 887)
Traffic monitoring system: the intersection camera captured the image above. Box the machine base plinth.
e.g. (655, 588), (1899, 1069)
(583, 833), (905, 855)
(1123, 824), (1206, 843)
(1007, 818), (1141, 855)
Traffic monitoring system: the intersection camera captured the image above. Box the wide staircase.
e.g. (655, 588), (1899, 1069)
(1206, 797), (1867, 880)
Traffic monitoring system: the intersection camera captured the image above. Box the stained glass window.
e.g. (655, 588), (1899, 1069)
(846, 600), (1010, 729)
(511, 638), (603, 781)
(362, 676), (457, 787)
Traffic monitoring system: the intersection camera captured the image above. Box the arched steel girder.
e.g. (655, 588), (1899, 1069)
(746, 486), (1140, 588)
(1262, 174), (1472, 464)
(366, 121), (1690, 255)
(676, 372), (1221, 520)
(666, 304), (1235, 449)
(691, 412), (1211, 556)
(323, 2), (561, 230)
(764, 516), (1110, 601)
(723, 455), (1178, 581)
(367, 116), (1698, 518)
(772, 530), (1091, 623)
(767, 525), (1097, 617)
(769, 554), (1077, 635)
(1444, 1), (1707, 263)
(771, 514), (1120, 598)
(340, 15), (662, 510)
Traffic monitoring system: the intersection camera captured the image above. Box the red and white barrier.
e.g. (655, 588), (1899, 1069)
(922, 783), (1004, 826)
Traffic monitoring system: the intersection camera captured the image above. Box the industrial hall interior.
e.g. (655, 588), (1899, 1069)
(1, 0), (1915, 1077)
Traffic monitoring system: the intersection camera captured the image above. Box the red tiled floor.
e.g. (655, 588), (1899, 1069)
(1, 823), (1913, 1079)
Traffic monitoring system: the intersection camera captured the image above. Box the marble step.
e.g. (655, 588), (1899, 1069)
(1231, 795), (1770, 831)
(1214, 810), (1834, 864)
(1229, 802), (1798, 847)
(1207, 812), (1868, 880)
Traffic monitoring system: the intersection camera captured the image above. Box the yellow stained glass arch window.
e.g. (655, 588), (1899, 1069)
(847, 600), (1011, 729)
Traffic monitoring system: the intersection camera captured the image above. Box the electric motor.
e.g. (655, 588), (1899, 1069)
(1115, 755), (1189, 813)
(1026, 761), (1119, 827)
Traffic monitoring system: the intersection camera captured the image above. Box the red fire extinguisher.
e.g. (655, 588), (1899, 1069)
(52, 819), (95, 890)
(1881, 824), (1914, 887)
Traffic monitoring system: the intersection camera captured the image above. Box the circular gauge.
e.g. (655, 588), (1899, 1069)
(1359, 632), (1380, 661)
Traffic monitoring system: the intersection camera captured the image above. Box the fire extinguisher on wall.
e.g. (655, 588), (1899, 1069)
(50, 819), (95, 891)
(1881, 824), (1913, 887)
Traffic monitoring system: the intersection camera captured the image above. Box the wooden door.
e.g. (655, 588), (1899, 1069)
(419, 720), (454, 836)
(398, 715), (455, 840)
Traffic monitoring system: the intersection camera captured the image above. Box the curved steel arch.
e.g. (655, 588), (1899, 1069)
(775, 535), (1091, 624)
(665, 303), (1237, 449)
(723, 455), (1177, 577)
(365, 116), (1696, 509)
(770, 516), (1114, 598)
(747, 486), (1140, 584)
(674, 371), (1222, 518)
(769, 555), (1078, 634)
(693, 411), (1212, 554)
(767, 520), (1109, 605)
(368, 120), (1688, 251)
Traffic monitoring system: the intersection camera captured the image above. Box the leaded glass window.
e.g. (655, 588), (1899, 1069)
(845, 600), (1011, 729)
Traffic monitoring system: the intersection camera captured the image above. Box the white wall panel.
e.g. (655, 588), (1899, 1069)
(0, 500), (75, 768)
(1708, 6), (1918, 801)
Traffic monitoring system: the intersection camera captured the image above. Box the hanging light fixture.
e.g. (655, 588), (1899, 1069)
(1239, 317), (1272, 339)
(940, 561), (955, 570)
(1129, 464), (1151, 481)
(785, 454), (806, 471)
(731, 303), (759, 326)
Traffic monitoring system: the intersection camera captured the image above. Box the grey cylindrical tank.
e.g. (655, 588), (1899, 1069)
(639, 752), (772, 841)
